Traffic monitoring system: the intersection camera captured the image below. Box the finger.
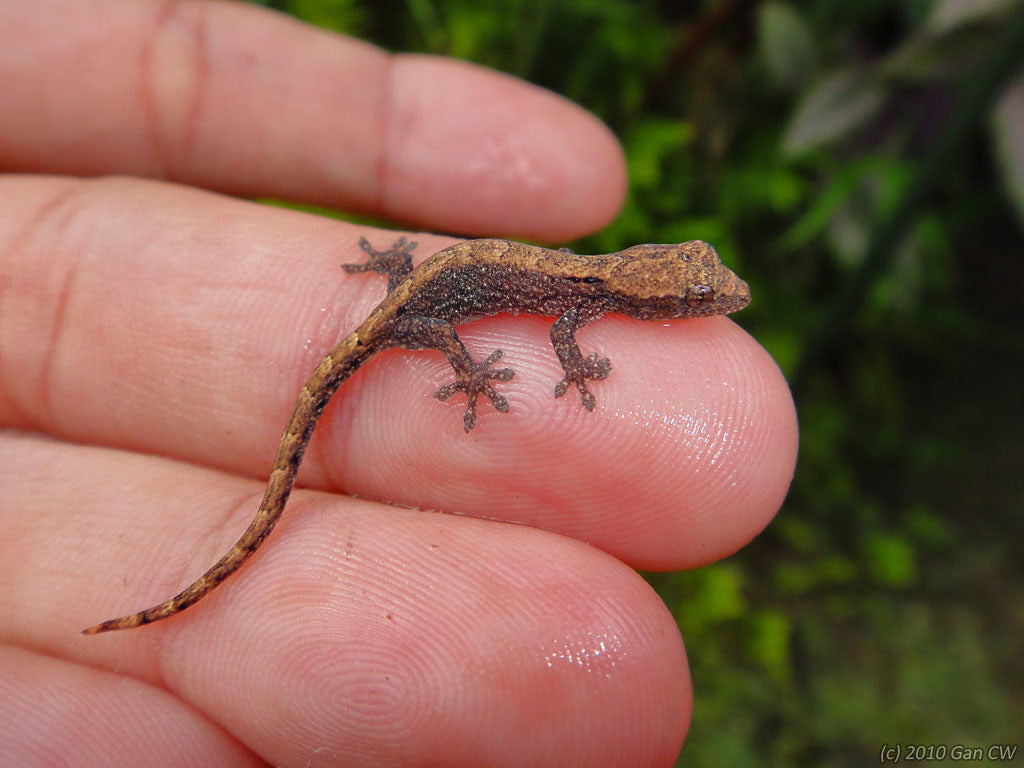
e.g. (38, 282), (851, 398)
(0, 176), (797, 569)
(0, 432), (691, 767)
(0, 0), (625, 241)
(0, 645), (258, 767)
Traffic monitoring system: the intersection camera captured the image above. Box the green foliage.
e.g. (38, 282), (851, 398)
(253, 0), (363, 34)
(249, 1), (1024, 763)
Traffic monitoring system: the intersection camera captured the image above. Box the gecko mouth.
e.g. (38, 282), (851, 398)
(720, 291), (751, 314)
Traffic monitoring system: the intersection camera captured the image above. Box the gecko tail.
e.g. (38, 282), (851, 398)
(80, 553), (243, 634)
(80, 499), (284, 635)
(81, 421), (311, 635)
(81, 601), (180, 635)
(82, 333), (373, 636)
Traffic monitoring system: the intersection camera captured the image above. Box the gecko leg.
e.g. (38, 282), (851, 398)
(394, 316), (514, 431)
(550, 307), (611, 411)
(341, 237), (417, 292)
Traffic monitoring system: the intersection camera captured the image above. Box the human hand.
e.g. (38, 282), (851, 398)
(0, 2), (798, 766)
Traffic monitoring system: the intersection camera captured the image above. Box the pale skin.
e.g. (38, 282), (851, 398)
(0, 3), (798, 768)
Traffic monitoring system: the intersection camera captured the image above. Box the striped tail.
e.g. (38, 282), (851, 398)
(83, 332), (372, 634)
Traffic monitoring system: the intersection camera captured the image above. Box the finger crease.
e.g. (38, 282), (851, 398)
(139, 0), (212, 181)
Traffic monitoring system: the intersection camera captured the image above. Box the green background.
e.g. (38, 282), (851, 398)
(250, 1), (1024, 764)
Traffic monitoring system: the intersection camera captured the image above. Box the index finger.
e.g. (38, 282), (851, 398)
(0, 0), (626, 241)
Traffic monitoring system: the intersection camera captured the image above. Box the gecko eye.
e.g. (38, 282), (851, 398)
(685, 284), (714, 308)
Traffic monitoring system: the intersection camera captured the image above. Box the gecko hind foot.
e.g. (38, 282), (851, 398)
(435, 349), (515, 431)
(554, 352), (612, 411)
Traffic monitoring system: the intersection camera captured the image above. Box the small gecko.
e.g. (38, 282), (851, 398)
(83, 237), (750, 634)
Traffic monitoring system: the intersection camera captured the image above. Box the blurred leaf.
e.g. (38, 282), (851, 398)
(881, 4), (1014, 82)
(824, 157), (913, 270)
(683, 564), (747, 628)
(753, 328), (800, 376)
(773, 562), (817, 594)
(925, 0), (1019, 36)
(903, 505), (954, 548)
(746, 610), (792, 680)
(992, 72), (1024, 232)
(280, 0), (362, 33)
(782, 69), (886, 155)
(406, 0), (446, 51)
(625, 119), (694, 188)
(756, 2), (817, 92)
(663, 217), (729, 250)
(860, 531), (917, 587)
(779, 156), (910, 253)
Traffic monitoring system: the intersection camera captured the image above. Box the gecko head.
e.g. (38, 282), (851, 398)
(606, 241), (751, 319)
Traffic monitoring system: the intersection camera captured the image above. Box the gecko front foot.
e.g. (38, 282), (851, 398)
(340, 237), (418, 291)
(435, 349), (515, 431)
(554, 352), (612, 411)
